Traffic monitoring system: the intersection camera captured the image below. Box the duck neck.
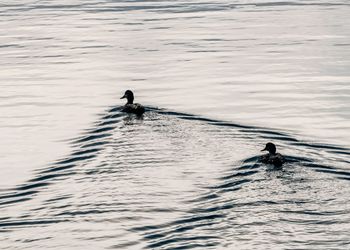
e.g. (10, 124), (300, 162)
(126, 96), (134, 104)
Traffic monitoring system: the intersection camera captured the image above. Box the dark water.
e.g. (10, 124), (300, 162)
(1, 0), (350, 249)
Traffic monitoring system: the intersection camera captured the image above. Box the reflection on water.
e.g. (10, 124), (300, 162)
(0, 0), (350, 249)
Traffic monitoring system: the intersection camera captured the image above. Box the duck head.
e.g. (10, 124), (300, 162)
(261, 142), (276, 154)
(121, 90), (134, 104)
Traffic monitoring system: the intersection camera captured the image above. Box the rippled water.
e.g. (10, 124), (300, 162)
(1, 1), (350, 249)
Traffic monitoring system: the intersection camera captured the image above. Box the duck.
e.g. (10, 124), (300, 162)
(260, 142), (285, 167)
(120, 90), (145, 115)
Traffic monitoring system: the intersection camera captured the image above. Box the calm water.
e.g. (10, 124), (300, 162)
(1, 0), (350, 249)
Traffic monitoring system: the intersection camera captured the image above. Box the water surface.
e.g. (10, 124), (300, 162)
(0, 0), (350, 249)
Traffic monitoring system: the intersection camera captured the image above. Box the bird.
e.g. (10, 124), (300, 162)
(120, 90), (145, 115)
(260, 142), (285, 167)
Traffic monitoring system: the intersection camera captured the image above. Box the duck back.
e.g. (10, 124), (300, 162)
(122, 103), (145, 115)
(260, 153), (285, 167)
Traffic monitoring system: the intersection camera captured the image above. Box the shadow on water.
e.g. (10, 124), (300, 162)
(0, 106), (349, 249)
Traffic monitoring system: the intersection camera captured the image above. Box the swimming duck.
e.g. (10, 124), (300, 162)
(120, 90), (145, 115)
(260, 142), (285, 167)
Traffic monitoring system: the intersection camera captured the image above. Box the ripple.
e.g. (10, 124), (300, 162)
(1, 1), (350, 248)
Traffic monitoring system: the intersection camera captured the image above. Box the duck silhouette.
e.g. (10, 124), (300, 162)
(260, 142), (285, 167)
(120, 90), (145, 115)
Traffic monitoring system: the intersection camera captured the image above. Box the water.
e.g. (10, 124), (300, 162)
(0, 0), (350, 249)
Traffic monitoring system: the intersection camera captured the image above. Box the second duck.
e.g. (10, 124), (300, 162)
(120, 90), (145, 115)
(260, 142), (285, 167)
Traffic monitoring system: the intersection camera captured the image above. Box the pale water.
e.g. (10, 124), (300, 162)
(0, 1), (350, 249)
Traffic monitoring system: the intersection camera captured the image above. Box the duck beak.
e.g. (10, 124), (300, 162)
(120, 94), (126, 99)
(261, 146), (267, 152)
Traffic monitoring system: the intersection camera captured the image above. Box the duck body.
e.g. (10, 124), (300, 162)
(122, 103), (145, 115)
(260, 153), (285, 167)
(120, 90), (145, 115)
(260, 142), (285, 167)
